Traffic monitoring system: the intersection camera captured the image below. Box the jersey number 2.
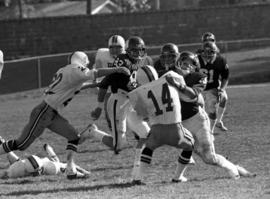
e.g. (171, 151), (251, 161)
(147, 83), (173, 116)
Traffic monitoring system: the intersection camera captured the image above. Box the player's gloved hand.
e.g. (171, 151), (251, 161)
(91, 107), (102, 120)
(115, 67), (131, 76)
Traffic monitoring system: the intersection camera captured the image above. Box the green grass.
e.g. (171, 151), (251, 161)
(0, 48), (270, 198)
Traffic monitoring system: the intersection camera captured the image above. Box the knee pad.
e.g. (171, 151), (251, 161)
(198, 145), (218, 165)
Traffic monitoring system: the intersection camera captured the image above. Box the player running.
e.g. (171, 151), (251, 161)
(0, 51), (130, 179)
(90, 36), (153, 125)
(90, 35), (126, 129)
(171, 51), (255, 182)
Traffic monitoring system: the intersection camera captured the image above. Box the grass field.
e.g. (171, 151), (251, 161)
(0, 48), (270, 199)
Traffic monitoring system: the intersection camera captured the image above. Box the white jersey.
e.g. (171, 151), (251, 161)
(44, 64), (96, 111)
(0, 50), (3, 64)
(7, 155), (63, 178)
(93, 48), (115, 83)
(94, 48), (115, 69)
(129, 71), (186, 125)
(0, 50), (3, 78)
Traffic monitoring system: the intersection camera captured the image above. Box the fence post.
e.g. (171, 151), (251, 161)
(37, 57), (42, 88)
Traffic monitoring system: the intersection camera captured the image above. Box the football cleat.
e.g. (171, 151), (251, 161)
(236, 165), (256, 178)
(216, 121), (228, 131)
(43, 144), (60, 162)
(172, 176), (188, 183)
(66, 163), (90, 180)
(66, 171), (89, 180)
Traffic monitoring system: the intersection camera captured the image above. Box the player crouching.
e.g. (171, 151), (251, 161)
(129, 66), (196, 184)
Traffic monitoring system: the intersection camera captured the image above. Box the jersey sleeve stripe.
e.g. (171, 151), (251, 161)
(141, 66), (155, 82)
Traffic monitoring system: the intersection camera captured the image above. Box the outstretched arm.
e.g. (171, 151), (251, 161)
(165, 74), (197, 101)
(95, 67), (130, 79)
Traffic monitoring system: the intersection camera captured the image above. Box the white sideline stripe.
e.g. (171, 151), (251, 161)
(228, 82), (270, 89)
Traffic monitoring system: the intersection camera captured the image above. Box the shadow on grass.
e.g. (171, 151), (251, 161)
(0, 178), (58, 185)
(157, 176), (231, 185)
(2, 181), (141, 196)
(79, 145), (133, 153)
(91, 165), (133, 172)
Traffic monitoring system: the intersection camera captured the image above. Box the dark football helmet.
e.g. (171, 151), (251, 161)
(126, 36), (146, 61)
(202, 41), (219, 62)
(201, 32), (216, 43)
(176, 51), (200, 75)
(160, 43), (179, 69)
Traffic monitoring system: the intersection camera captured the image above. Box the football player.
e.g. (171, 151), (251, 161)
(0, 50), (4, 79)
(0, 51), (130, 179)
(130, 67), (197, 184)
(85, 66), (157, 174)
(198, 41), (229, 134)
(91, 35), (125, 128)
(171, 52), (255, 182)
(154, 43), (180, 77)
(199, 32), (229, 131)
(0, 138), (90, 179)
(91, 36), (153, 122)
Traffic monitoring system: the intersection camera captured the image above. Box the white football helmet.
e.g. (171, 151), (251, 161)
(136, 65), (158, 85)
(68, 51), (90, 67)
(108, 35), (125, 57)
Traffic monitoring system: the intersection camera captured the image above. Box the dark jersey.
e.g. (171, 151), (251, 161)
(99, 53), (139, 93)
(112, 53), (138, 73)
(99, 73), (133, 93)
(154, 59), (178, 77)
(181, 72), (207, 121)
(198, 54), (229, 90)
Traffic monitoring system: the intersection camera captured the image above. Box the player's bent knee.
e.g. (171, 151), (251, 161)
(200, 149), (218, 165)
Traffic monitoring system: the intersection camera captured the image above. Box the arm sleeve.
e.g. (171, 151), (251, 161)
(220, 58), (229, 80)
(71, 66), (96, 84)
(98, 74), (112, 90)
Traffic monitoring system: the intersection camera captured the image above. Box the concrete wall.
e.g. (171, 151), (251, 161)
(0, 4), (269, 60)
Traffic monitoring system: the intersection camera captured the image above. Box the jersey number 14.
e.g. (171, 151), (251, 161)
(147, 83), (173, 116)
